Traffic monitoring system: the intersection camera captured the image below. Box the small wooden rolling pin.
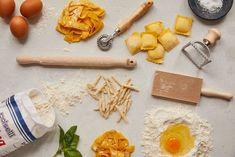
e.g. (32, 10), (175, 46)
(16, 55), (137, 69)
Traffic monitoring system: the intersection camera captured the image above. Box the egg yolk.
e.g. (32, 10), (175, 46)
(160, 123), (195, 156)
(165, 137), (181, 154)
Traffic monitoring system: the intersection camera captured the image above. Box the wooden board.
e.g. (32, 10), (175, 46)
(152, 71), (203, 104)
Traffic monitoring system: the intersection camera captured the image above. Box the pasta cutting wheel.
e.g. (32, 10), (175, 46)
(182, 28), (221, 69)
(97, 0), (153, 51)
(97, 30), (119, 51)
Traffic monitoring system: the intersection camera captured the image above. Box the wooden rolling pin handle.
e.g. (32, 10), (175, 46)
(16, 55), (40, 64)
(117, 0), (153, 34)
(203, 28), (221, 47)
(126, 58), (137, 68)
(201, 88), (233, 101)
(16, 55), (137, 69)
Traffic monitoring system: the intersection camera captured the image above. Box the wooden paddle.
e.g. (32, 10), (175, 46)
(152, 71), (233, 104)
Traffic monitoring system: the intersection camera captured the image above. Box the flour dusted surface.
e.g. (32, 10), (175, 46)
(41, 76), (87, 116)
(142, 107), (213, 157)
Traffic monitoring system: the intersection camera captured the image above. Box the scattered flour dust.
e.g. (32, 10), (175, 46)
(198, 0), (223, 13)
(142, 106), (213, 157)
(38, 75), (87, 116)
(31, 5), (56, 36)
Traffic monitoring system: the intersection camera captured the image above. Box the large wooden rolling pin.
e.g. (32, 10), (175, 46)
(16, 55), (137, 69)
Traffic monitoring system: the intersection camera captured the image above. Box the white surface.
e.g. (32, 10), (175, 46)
(0, 0), (235, 156)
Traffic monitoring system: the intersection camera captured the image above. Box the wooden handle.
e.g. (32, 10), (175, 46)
(117, 0), (153, 34)
(203, 28), (221, 47)
(201, 88), (233, 101)
(16, 55), (137, 69)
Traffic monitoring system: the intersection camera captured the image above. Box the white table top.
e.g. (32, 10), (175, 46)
(0, 0), (235, 156)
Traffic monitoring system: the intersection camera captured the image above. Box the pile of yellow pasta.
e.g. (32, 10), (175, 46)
(56, 0), (105, 43)
(125, 15), (193, 64)
(91, 130), (135, 157)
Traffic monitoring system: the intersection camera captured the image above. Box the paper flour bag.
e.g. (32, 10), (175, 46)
(0, 89), (55, 156)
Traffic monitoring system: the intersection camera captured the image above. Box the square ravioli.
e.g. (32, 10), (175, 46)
(141, 32), (158, 51)
(147, 44), (165, 60)
(146, 44), (165, 64)
(158, 29), (179, 52)
(125, 32), (142, 55)
(174, 15), (193, 36)
(145, 21), (165, 36)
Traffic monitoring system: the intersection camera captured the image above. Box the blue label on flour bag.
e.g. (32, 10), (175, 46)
(0, 89), (55, 157)
(7, 96), (36, 143)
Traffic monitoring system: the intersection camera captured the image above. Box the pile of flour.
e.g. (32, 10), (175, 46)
(198, 0), (223, 13)
(142, 106), (213, 157)
(38, 76), (87, 116)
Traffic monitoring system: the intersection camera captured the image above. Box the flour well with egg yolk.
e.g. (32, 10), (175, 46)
(142, 107), (213, 157)
(160, 123), (195, 156)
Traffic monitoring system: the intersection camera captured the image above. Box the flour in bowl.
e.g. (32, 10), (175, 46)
(198, 0), (223, 13)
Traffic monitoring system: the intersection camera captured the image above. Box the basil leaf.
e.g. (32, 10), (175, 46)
(64, 148), (82, 157)
(52, 125), (65, 157)
(70, 134), (79, 149)
(58, 125), (65, 148)
(64, 126), (77, 147)
(53, 125), (82, 157)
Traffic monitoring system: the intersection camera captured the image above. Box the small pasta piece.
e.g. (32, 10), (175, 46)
(125, 32), (142, 55)
(158, 29), (179, 52)
(145, 21), (165, 36)
(174, 15), (193, 36)
(141, 32), (158, 51)
(147, 44), (165, 60)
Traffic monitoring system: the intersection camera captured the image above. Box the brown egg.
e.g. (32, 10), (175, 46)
(20, 0), (43, 18)
(10, 16), (29, 38)
(0, 0), (15, 18)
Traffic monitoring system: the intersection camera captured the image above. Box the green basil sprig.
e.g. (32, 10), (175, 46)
(53, 125), (82, 157)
